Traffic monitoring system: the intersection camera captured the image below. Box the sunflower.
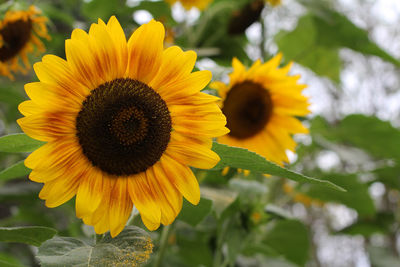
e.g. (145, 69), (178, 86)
(164, 0), (213, 10)
(17, 17), (228, 237)
(0, 5), (49, 80)
(210, 55), (310, 166)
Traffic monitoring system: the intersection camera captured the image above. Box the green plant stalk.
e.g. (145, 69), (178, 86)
(154, 224), (173, 267)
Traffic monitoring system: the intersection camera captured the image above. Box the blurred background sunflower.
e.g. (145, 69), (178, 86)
(211, 54), (310, 166)
(0, 5), (49, 80)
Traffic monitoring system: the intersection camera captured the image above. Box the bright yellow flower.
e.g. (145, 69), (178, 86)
(164, 0), (213, 10)
(17, 17), (228, 237)
(266, 0), (281, 6)
(0, 5), (49, 80)
(210, 55), (310, 166)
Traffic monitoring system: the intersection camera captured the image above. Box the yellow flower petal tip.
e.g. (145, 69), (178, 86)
(164, 0), (213, 10)
(266, 0), (282, 7)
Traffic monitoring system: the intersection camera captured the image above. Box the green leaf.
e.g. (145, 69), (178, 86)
(373, 166), (400, 190)
(337, 212), (394, 237)
(337, 115), (400, 160)
(0, 86), (24, 106)
(311, 115), (400, 161)
(176, 232), (213, 267)
(265, 204), (293, 220)
(177, 198), (213, 227)
(0, 134), (45, 153)
(37, 226), (153, 267)
(263, 220), (310, 266)
(0, 226), (57, 246)
(211, 142), (345, 191)
(311, 9), (400, 67)
(0, 161), (30, 182)
(0, 253), (25, 267)
(302, 173), (375, 216)
(275, 15), (341, 82)
(217, 198), (247, 265)
(276, 9), (400, 81)
(367, 246), (400, 267)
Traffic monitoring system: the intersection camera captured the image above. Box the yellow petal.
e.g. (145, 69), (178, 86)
(25, 138), (78, 170)
(158, 71), (212, 102)
(127, 173), (161, 230)
(269, 114), (309, 134)
(146, 165), (181, 225)
(75, 168), (104, 218)
(18, 101), (41, 116)
(160, 154), (200, 205)
(39, 175), (80, 208)
(17, 112), (76, 142)
(87, 21), (126, 82)
(127, 20), (165, 84)
(109, 178), (133, 237)
(65, 38), (99, 90)
(83, 178), (114, 230)
(173, 116), (229, 137)
(149, 46), (196, 90)
(89, 182), (113, 234)
(24, 82), (81, 111)
(106, 16), (128, 72)
(209, 81), (229, 98)
(152, 165), (183, 224)
(33, 55), (89, 100)
(167, 132), (220, 169)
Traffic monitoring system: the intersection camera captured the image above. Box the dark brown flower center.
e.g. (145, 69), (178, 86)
(222, 81), (272, 139)
(0, 18), (32, 62)
(76, 78), (171, 176)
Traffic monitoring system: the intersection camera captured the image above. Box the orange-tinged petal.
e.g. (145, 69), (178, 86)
(82, 177), (113, 228)
(152, 165), (183, 224)
(149, 46), (196, 89)
(127, 173), (161, 231)
(172, 116), (229, 137)
(106, 16), (128, 72)
(87, 21), (126, 82)
(127, 20), (165, 84)
(167, 132), (219, 169)
(17, 112), (76, 142)
(158, 71), (212, 102)
(145, 165), (181, 225)
(65, 38), (99, 90)
(75, 168), (104, 218)
(33, 55), (89, 100)
(39, 175), (81, 208)
(160, 154), (200, 205)
(24, 82), (82, 110)
(109, 178), (133, 237)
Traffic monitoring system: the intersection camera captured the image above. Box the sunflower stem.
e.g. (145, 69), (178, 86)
(154, 224), (173, 267)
